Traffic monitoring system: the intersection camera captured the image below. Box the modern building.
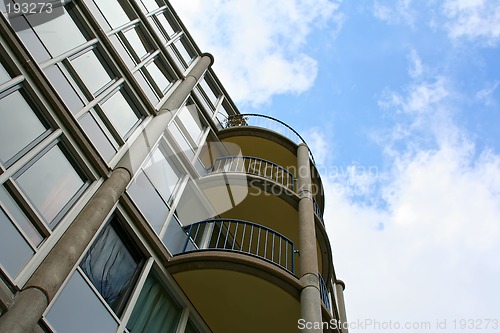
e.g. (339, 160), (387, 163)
(0, 1), (347, 332)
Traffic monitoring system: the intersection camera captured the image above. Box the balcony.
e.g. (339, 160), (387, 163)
(181, 218), (296, 274)
(223, 114), (315, 163)
(211, 155), (295, 191)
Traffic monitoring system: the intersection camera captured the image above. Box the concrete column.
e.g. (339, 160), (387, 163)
(297, 144), (323, 333)
(335, 280), (348, 333)
(0, 54), (213, 333)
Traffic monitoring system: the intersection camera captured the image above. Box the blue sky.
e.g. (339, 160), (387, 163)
(171, 0), (500, 331)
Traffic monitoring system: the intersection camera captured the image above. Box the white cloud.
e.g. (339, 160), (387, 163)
(322, 71), (500, 329)
(476, 80), (500, 107)
(407, 49), (423, 79)
(373, 0), (417, 28)
(442, 0), (500, 45)
(169, 0), (344, 106)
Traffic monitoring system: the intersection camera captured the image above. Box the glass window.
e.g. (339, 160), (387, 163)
(100, 89), (140, 138)
(0, 208), (34, 278)
(145, 60), (171, 94)
(177, 105), (204, 144)
(46, 271), (118, 333)
(126, 274), (182, 333)
(174, 38), (194, 68)
(28, 5), (87, 58)
(79, 112), (117, 162)
(123, 26), (150, 61)
(0, 90), (47, 164)
(162, 215), (190, 255)
(169, 123), (194, 160)
(139, 0), (159, 13)
(80, 221), (143, 315)
(198, 78), (219, 106)
(70, 48), (113, 96)
(0, 186), (43, 247)
(92, 0), (130, 29)
(133, 71), (159, 105)
(156, 13), (176, 38)
(143, 147), (182, 204)
(185, 319), (201, 333)
(15, 143), (85, 227)
(128, 171), (169, 233)
(44, 65), (85, 114)
(0, 61), (11, 85)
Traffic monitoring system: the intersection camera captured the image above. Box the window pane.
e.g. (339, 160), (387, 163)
(29, 6), (87, 58)
(100, 89), (139, 138)
(128, 171), (169, 233)
(126, 274), (182, 333)
(93, 0), (130, 29)
(44, 65), (85, 114)
(0, 208), (34, 278)
(143, 148), (182, 203)
(178, 105), (204, 144)
(169, 123), (194, 160)
(16, 144), (85, 226)
(162, 215), (189, 255)
(46, 271), (118, 333)
(0, 62), (10, 85)
(71, 48), (112, 95)
(185, 319), (201, 333)
(146, 60), (170, 93)
(0, 90), (46, 164)
(199, 78), (218, 106)
(123, 27), (150, 61)
(156, 13), (176, 38)
(133, 71), (159, 105)
(79, 112), (117, 162)
(80, 222), (142, 315)
(139, 0), (159, 13)
(0, 186), (43, 247)
(174, 39), (193, 67)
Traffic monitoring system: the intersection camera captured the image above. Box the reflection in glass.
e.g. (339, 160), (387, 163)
(16, 144), (85, 226)
(0, 186), (43, 246)
(123, 27), (149, 61)
(29, 6), (86, 58)
(146, 60), (170, 93)
(178, 105), (204, 144)
(156, 13), (176, 38)
(100, 89), (139, 138)
(80, 222), (142, 315)
(174, 39), (193, 67)
(0, 208), (34, 278)
(162, 215), (190, 255)
(93, 0), (130, 29)
(46, 271), (118, 333)
(128, 171), (169, 233)
(126, 274), (182, 333)
(143, 148), (182, 203)
(79, 112), (117, 162)
(71, 49), (112, 95)
(44, 65), (85, 114)
(0, 90), (46, 164)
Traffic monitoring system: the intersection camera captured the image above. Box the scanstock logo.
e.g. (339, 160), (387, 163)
(1, 1), (65, 31)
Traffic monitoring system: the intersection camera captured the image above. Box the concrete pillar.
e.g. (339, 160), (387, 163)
(0, 54), (213, 333)
(297, 144), (323, 333)
(335, 280), (348, 333)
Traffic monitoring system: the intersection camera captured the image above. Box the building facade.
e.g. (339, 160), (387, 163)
(0, 1), (347, 332)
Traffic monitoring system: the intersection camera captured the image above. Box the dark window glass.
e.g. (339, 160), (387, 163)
(0, 90), (47, 164)
(80, 220), (143, 315)
(185, 319), (201, 333)
(128, 171), (169, 233)
(46, 271), (118, 332)
(0, 186), (43, 247)
(16, 143), (85, 227)
(79, 112), (117, 162)
(126, 274), (182, 333)
(0, 208), (34, 278)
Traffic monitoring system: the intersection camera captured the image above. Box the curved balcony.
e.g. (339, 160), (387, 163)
(211, 155), (295, 191)
(181, 218), (296, 274)
(224, 114), (315, 163)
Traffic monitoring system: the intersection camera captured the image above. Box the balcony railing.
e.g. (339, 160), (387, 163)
(181, 219), (295, 274)
(313, 198), (324, 223)
(319, 274), (332, 314)
(224, 114), (315, 163)
(211, 156), (295, 191)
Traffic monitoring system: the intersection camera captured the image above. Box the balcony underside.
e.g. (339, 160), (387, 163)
(169, 252), (301, 333)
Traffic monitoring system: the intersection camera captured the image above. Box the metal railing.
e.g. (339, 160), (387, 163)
(319, 274), (332, 314)
(181, 219), (295, 274)
(313, 198), (324, 223)
(211, 156), (295, 191)
(224, 114), (315, 163)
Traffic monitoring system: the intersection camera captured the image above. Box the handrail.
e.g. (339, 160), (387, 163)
(210, 156), (295, 191)
(224, 114), (315, 163)
(319, 274), (332, 314)
(181, 218), (295, 274)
